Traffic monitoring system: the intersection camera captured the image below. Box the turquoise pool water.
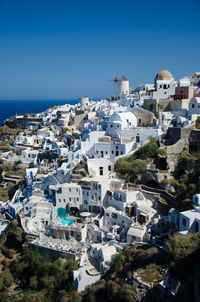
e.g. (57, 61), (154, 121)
(33, 182), (41, 190)
(57, 208), (74, 226)
(58, 217), (75, 226)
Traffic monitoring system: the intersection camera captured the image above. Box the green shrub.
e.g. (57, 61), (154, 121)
(0, 269), (14, 290)
(117, 158), (148, 182)
(135, 140), (159, 160)
(157, 148), (166, 156)
(119, 284), (136, 302)
(111, 251), (125, 273)
(167, 233), (200, 261)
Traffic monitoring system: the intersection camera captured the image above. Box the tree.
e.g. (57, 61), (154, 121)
(119, 284), (136, 302)
(117, 158), (147, 182)
(166, 233), (200, 279)
(136, 141), (158, 159)
(111, 251), (125, 273)
(29, 275), (38, 290)
(0, 269), (14, 290)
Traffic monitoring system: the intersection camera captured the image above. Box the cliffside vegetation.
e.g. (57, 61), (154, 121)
(117, 137), (200, 211)
(0, 219), (78, 302)
(116, 138), (164, 183)
(0, 161), (25, 202)
(0, 125), (21, 154)
(161, 150), (200, 210)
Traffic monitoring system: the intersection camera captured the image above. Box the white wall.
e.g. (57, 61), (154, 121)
(118, 127), (162, 143)
(188, 97), (200, 121)
(117, 80), (129, 96)
(104, 210), (133, 228)
(90, 141), (133, 158)
(87, 158), (114, 177)
(81, 131), (105, 155)
(153, 80), (176, 99)
(56, 184), (82, 210)
(106, 112), (137, 136)
(179, 210), (200, 233)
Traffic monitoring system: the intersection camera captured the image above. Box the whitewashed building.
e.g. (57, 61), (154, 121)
(87, 158), (114, 177)
(55, 183), (82, 212)
(153, 70), (177, 99)
(179, 207), (200, 235)
(188, 97), (200, 121)
(106, 111), (137, 136)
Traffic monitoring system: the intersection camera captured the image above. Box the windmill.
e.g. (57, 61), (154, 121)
(108, 72), (119, 98)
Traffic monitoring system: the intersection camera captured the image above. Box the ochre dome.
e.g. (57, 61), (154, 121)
(155, 70), (174, 82)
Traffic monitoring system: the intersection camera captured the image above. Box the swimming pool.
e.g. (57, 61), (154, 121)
(58, 217), (75, 226)
(57, 208), (74, 226)
(32, 182), (41, 190)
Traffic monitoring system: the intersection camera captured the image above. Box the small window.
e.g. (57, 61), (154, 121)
(110, 124), (113, 128)
(108, 165), (111, 171)
(183, 218), (187, 227)
(77, 198), (79, 201)
(69, 188), (71, 192)
(69, 198), (71, 201)
(99, 167), (103, 176)
(59, 199), (61, 203)
(121, 151), (123, 155)
(192, 104), (195, 108)
(63, 199), (66, 203)
(57, 188), (62, 194)
(111, 150), (114, 154)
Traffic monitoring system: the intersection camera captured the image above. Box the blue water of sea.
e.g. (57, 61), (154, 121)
(0, 99), (79, 126)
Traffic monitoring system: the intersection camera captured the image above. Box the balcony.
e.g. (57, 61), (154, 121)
(81, 181), (92, 190)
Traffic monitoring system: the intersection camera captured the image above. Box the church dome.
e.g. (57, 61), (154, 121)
(155, 70), (174, 83)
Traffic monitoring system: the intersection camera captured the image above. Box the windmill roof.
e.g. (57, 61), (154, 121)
(119, 75), (128, 81)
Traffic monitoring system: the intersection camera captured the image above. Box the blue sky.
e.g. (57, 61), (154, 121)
(0, 0), (199, 100)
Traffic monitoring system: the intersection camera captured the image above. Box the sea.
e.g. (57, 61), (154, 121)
(0, 99), (79, 126)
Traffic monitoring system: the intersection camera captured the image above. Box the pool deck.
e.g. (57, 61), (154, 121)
(30, 236), (90, 261)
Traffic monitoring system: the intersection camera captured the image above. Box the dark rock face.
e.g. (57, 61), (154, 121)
(193, 264), (200, 302)
(155, 154), (168, 170)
